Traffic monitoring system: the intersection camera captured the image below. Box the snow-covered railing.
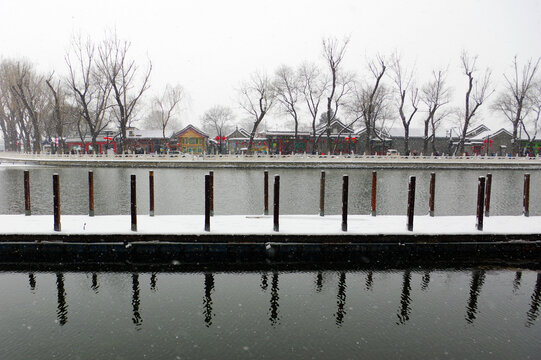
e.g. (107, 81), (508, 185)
(2, 151), (541, 164)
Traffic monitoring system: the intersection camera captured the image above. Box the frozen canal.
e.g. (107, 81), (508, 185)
(0, 166), (539, 216)
(0, 267), (539, 359)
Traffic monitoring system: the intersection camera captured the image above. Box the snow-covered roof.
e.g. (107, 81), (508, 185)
(126, 129), (174, 139)
(173, 124), (208, 138)
(265, 130), (311, 137)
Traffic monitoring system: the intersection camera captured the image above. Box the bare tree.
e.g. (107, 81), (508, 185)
(0, 61), (23, 151)
(520, 83), (541, 153)
(421, 69), (451, 154)
(322, 37), (351, 154)
(66, 36), (112, 153)
(149, 84), (184, 141)
(457, 51), (493, 155)
(492, 56), (540, 155)
(389, 53), (419, 154)
(45, 73), (71, 154)
(274, 65), (302, 151)
(299, 62), (329, 153)
(9, 62), (48, 154)
(97, 32), (152, 153)
(238, 71), (275, 154)
(201, 105), (234, 153)
(360, 55), (388, 154)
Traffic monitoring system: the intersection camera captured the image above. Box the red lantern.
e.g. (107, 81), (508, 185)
(345, 137), (349, 141)
(222, 136), (226, 141)
(215, 135), (220, 142)
(352, 137), (356, 143)
(235, 141), (238, 145)
(483, 139), (487, 144)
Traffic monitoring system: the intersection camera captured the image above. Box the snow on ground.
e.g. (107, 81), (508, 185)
(0, 214), (538, 236)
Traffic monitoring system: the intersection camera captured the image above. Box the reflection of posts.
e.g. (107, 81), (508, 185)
(421, 271), (431, 291)
(315, 271), (323, 292)
(28, 273), (36, 291)
(56, 273), (68, 326)
(397, 271), (412, 325)
(466, 270), (486, 324)
(203, 273), (215, 327)
(132, 274), (142, 328)
(91, 273), (99, 293)
(269, 273), (280, 326)
(526, 273), (541, 327)
(150, 273), (157, 292)
(513, 271), (522, 293)
(260, 273), (268, 291)
(365, 272), (373, 291)
(334, 272), (347, 326)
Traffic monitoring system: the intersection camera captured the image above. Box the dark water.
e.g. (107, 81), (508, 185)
(0, 268), (540, 359)
(0, 166), (539, 216)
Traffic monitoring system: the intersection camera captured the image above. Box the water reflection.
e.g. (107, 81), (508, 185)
(150, 273), (157, 292)
(315, 271), (323, 292)
(513, 271), (522, 293)
(91, 273), (99, 293)
(56, 273), (68, 326)
(466, 270), (486, 324)
(526, 273), (541, 327)
(260, 273), (268, 291)
(269, 273), (280, 326)
(14, 269), (541, 331)
(421, 271), (430, 291)
(334, 272), (347, 326)
(131, 274), (142, 328)
(365, 271), (373, 291)
(203, 273), (215, 327)
(28, 273), (36, 291)
(397, 270), (412, 325)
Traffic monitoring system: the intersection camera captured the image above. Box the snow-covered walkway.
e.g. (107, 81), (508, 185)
(0, 214), (539, 236)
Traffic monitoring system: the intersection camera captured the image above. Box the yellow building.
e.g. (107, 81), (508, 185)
(174, 125), (208, 154)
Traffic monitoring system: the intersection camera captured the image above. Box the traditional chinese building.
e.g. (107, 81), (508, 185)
(174, 125), (208, 154)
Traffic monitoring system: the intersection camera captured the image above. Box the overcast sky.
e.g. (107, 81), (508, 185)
(1, 0), (540, 131)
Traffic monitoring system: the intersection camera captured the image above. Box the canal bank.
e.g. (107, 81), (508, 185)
(0, 214), (540, 264)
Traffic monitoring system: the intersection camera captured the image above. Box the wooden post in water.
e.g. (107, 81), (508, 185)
(342, 175), (349, 231)
(485, 173), (492, 217)
(131, 174), (137, 232)
(149, 171), (154, 216)
(24, 170), (31, 216)
(264, 171), (269, 215)
(407, 176), (416, 231)
(273, 175), (280, 232)
(319, 171), (325, 216)
(88, 171), (94, 217)
(205, 174), (210, 231)
(429, 172), (435, 217)
(371, 171), (377, 216)
(524, 173), (530, 217)
(209, 171), (214, 216)
(53, 174), (61, 232)
(476, 176), (486, 231)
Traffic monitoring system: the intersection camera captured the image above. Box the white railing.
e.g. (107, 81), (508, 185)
(2, 151), (541, 163)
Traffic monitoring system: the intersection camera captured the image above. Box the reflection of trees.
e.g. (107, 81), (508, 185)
(466, 270), (486, 324)
(28, 273), (36, 291)
(513, 272), (522, 293)
(203, 273), (215, 327)
(526, 273), (541, 327)
(56, 273), (68, 326)
(91, 273), (99, 293)
(365, 272), (373, 291)
(397, 271), (412, 325)
(150, 273), (157, 292)
(421, 271), (431, 291)
(334, 272), (347, 326)
(131, 274), (142, 328)
(269, 273), (280, 326)
(315, 271), (323, 292)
